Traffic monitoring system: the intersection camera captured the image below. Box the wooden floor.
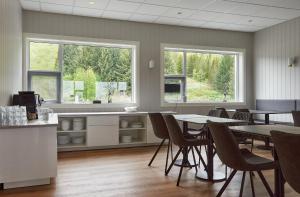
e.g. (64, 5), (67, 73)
(0, 144), (298, 197)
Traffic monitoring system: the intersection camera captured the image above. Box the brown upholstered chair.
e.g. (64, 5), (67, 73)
(208, 122), (276, 197)
(292, 111), (300, 127)
(231, 111), (254, 151)
(215, 107), (230, 118)
(163, 115), (208, 186)
(148, 113), (172, 173)
(271, 130), (300, 194)
(208, 109), (218, 117)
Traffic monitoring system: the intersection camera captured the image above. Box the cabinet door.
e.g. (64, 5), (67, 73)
(87, 116), (118, 126)
(87, 125), (118, 147)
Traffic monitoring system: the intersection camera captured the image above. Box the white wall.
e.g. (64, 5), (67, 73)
(0, 0), (23, 105)
(23, 11), (254, 114)
(254, 17), (300, 122)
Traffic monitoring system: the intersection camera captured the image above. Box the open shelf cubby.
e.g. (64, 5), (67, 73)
(119, 115), (147, 144)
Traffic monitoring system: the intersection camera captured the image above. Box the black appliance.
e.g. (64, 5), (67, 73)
(12, 91), (42, 120)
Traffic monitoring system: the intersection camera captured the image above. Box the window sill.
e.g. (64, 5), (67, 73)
(161, 101), (246, 107)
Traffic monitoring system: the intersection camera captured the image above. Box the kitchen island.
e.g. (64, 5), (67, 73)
(0, 114), (58, 189)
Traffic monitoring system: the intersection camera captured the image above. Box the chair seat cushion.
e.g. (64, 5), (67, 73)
(240, 149), (277, 171)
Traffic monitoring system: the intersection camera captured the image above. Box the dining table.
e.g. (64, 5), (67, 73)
(229, 124), (300, 197)
(174, 114), (247, 182)
(226, 109), (290, 125)
(227, 109), (291, 150)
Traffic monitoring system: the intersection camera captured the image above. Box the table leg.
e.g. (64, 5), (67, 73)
(257, 137), (274, 150)
(257, 114), (274, 150)
(274, 149), (285, 197)
(265, 114), (270, 125)
(207, 130), (214, 180)
(196, 129), (226, 182)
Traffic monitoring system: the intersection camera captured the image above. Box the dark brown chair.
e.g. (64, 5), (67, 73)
(232, 111), (254, 151)
(163, 115), (208, 186)
(208, 122), (276, 197)
(215, 107), (230, 118)
(148, 113), (172, 174)
(292, 111), (300, 127)
(208, 109), (218, 117)
(271, 130), (300, 194)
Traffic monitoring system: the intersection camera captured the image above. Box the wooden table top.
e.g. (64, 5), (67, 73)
(229, 124), (300, 137)
(174, 114), (246, 124)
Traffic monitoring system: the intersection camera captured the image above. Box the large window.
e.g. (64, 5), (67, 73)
(162, 44), (245, 104)
(27, 37), (137, 104)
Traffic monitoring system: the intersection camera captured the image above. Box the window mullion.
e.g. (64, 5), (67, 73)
(58, 44), (64, 103)
(182, 51), (187, 102)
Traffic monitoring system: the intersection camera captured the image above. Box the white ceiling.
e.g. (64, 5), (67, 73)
(20, 0), (300, 32)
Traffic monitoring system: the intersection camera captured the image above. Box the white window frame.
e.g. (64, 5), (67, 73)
(160, 43), (246, 107)
(23, 33), (140, 108)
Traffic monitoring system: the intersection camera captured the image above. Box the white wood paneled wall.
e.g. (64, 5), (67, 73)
(254, 16), (300, 122)
(0, 0), (22, 105)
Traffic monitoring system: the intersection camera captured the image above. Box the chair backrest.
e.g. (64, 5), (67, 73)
(236, 108), (250, 113)
(208, 109), (218, 117)
(163, 115), (185, 146)
(208, 122), (247, 170)
(148, 113), (169, 139)
(292, 111), (300, 127)
(271, 130), (300, 193)
(215, 107), (230, 118)
(232, 112), (251, 122)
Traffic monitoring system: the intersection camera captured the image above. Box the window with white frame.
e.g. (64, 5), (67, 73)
(26, 37), (137, 104)
(162, 44), (245, 104)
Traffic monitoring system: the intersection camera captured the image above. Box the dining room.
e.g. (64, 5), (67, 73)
(1, 0), (300, 196)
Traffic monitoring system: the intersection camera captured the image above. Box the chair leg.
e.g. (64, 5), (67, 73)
(249, 171), (256, 197)
(170, 140), (173, 160)
(177, 147), (188, 186)
(165, 147), (182, 175)
(198, 145), (202, 168)
(187, 147), (193, 169)
(164, 139), (171, 174)
(239, 171), (246, 197)
(191, 146), (198, 174)
(194, 146), (208, 172)
(250, 138), (254, 152)
(257, 171), (273, 197)
(148, 139), (166, 166)
(216, 169), (237, 197)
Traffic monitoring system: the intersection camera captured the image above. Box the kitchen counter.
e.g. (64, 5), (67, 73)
(0, 114), (58, 189)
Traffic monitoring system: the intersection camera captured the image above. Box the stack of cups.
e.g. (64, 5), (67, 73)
(37, 107), (54, 121)
(0, 106), (28, 126)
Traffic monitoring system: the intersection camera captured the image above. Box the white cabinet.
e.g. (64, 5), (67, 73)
(0, 126), (57, 189)
(57, 112), (158, 151)
(87, 116), (119, 147)
(87, 125), (118, 147)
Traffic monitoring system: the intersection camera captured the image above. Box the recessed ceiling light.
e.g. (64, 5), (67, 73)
(89, 1), (95, 5)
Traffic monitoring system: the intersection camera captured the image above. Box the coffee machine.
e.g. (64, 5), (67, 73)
(12, 91), (43, 120)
